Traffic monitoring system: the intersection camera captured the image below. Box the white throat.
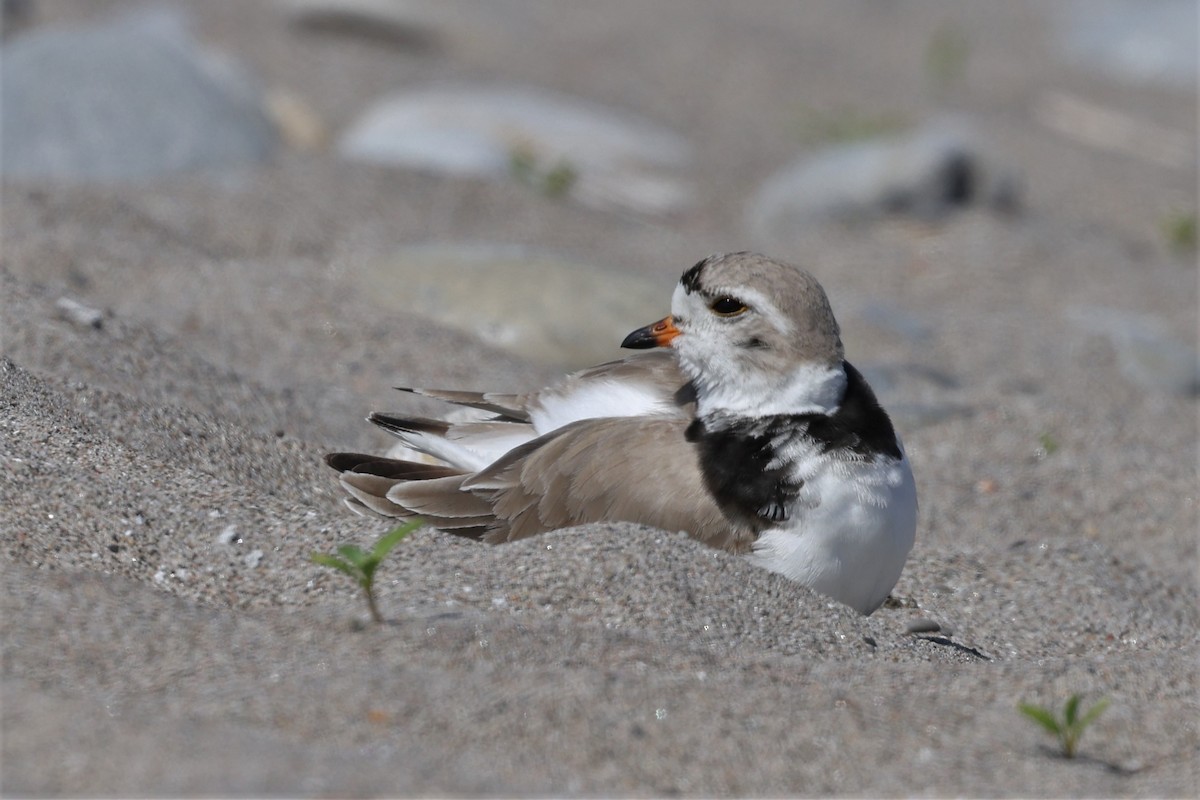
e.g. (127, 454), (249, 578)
(691, 361), (847, 419)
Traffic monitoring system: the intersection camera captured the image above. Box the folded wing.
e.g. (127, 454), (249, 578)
(326, 416), (752, 552)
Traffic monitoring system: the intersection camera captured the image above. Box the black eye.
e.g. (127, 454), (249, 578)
(710, 296), (747, 317)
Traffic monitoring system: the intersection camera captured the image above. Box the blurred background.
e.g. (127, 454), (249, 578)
(2, 0), (1196, 419)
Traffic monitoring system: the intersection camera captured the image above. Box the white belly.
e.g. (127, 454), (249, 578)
(746, 453), (917, 615)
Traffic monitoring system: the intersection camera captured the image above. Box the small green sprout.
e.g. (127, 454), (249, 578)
(1161, 211), (1197, 255)
(542, 161), (578, 197)
(1037, 432), (1059, 457)
(925, 23), (970, 93)
(1019, 694), (1110, 759)
(509, 144), (578, 198)
(311, 519), (421, 624)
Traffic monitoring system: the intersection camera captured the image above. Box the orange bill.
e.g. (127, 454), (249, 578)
(621, 315), (681, 349)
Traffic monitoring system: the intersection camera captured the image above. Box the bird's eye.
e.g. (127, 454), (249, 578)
(710, 297), (747, 317)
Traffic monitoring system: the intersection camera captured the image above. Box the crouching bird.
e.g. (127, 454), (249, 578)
(326, 251), (917, 614)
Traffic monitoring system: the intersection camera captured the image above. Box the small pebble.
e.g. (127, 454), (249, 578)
(244, 549), (264, 568)
(216, 524), (239, 545)
(56, 297), (104, 329)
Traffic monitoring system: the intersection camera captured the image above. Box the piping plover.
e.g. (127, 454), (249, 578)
(327, 252), (917, 614)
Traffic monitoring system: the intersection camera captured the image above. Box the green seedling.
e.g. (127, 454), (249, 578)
(509, 145), (578, 198)
(311, 519), (421, 624)
(1161, 211), (1197, 255)
(1037, 432), (1059, 457)
(542, 161), (578, 197)
(1019, 694), (1110, 759)
(925, 22), (970, 93)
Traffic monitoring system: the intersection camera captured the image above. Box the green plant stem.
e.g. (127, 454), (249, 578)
(364, 585), (383, 625)
(312, 520), (421, 625)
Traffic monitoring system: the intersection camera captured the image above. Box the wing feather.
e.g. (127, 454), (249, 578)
(462, 417), (752, 551)
(396, 387), (531, 422)
(327, 352), (747, 550)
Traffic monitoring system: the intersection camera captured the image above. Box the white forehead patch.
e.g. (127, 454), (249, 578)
(670, 282), (690, 318)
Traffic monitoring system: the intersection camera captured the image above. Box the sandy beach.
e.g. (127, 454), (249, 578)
(2, 1), (1197, 795)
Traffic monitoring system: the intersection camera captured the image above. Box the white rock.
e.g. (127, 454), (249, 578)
(55, 297), (104, 330)
(0, 8), (276, 181)
(1053, 0), (1198, 89)
(357, 244), (668, 368)
(745, 119), (1018, 247)
(1068, 305), (1200, 395)
(338, 85), (693, 215)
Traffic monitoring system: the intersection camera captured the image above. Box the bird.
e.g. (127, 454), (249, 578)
(326, 252), (917, 614)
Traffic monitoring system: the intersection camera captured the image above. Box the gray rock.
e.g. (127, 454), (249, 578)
(0, 9), (277, 181)
(745, 119), (1019, 245)
(1067, 305), (1200, 396)
(338, 85), (693, 215)
(216, 525), (240, 546)
(1053, 0), (1198, 89)
(356, 244), (669, 368)
(55, 297), (104, 330)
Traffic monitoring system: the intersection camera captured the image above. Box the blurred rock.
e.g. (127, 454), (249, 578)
(745, 119), (1019, 245)
(279, 0), (442, 49)
(1053, 0), (1198, 89)
(1068, 305), (1200, 396)
(357, 244), (668, 368)
(338, 85), (694, 216)
(0, 8), (277, 181)
(55, 297), (104, 330)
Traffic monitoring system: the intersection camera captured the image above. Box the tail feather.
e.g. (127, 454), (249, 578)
(341, 496), (391, 519)
(397, 387), (531, 422)
(366, 413), (539, 472)
(325, 452), (461, 480)
(339, 471), (404, 500)
(368, 414), (453, 440)
(325, 453), (496, 541)
(339, 474), (412, 517)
